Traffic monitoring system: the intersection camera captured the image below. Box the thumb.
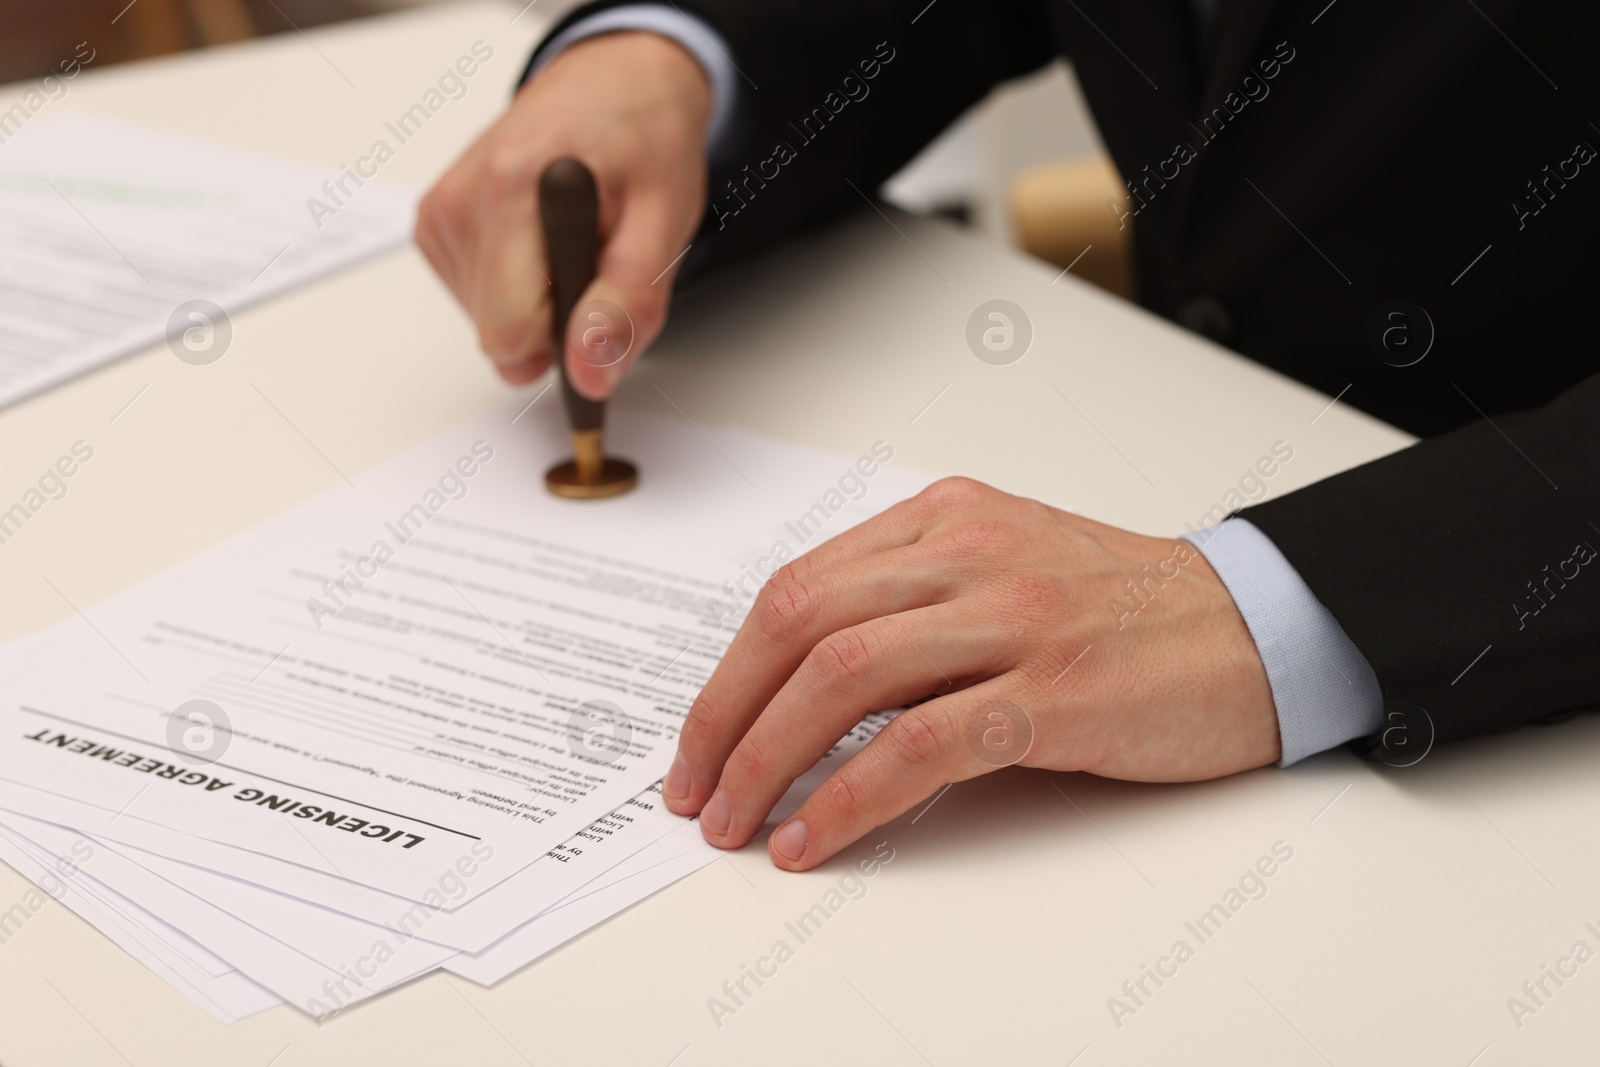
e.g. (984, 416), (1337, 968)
(565, 192), (689, 400)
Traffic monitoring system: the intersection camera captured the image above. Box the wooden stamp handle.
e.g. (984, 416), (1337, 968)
(539, 158), (603, 433)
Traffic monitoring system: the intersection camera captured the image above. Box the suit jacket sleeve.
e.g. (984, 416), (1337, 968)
(1244, 373), (1600, 748)
(534, 0), (1057, 273)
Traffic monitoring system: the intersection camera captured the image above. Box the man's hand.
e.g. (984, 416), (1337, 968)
(664, 477), (1282, 870)
(415, 32), (711, 398)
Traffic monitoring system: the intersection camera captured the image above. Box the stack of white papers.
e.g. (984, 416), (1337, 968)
(0, 397), (930, 1021)
(0, 112), (416, 409)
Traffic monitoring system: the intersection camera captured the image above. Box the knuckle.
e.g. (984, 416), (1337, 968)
(679, 692), (725, 755)
(880, 712), (952, 771)
(942, 519), (1020, 558)
(421, 178), (465, 230)
(770, 557), (816, 586)
(483, 148), (528, 200)
(812, 768), (868, 824)
(754, 572), (820, 643)
(809, 627), (878, 688)
(920, 476), (988, 509)
(416, 185), (444, 228)
(725, 732), (780, 787)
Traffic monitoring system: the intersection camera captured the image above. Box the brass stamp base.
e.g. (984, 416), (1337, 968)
(545, 457), (638, 499)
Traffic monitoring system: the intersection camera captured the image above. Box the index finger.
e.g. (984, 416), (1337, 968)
(767, 686), (1019, 871)
(461, 169), (554, 383)
(668, 537), (947, 817)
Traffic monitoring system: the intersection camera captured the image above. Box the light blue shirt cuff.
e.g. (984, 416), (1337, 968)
(1183, 518), (1384, 765)
(530, 5), (740, 164)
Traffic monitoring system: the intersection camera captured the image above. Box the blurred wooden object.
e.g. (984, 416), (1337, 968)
(0, 0), (368, 87)
(186, 0), (256, 44)
(1009, 155), (1135, 300)
(122, 0), (190, 56)
(122, 0), (255, 51)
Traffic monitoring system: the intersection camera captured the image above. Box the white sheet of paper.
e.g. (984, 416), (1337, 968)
(3, 403), (907, 903)
(101, 710), (891, 993)
(0, 802), (441, 1012)
(104, 782), (689, 954)
(0, 111), (415, 409)
(0, 396), (933, 1013)
(1, 401), (924, 903)
(448, 712), (897, 985)
(451, 826), (721, 987)
(0, 721), (866, 960)
(0, 817), (282, 1022)
(0, 680), (909, 1007)
(0, 707), (894, 1014)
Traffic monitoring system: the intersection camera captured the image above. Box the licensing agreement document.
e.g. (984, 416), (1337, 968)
(0, 396), (932, 915)
(0, 112), (415, 408)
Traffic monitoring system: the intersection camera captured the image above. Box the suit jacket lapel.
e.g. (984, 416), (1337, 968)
(1195, 0), (1283, 109)
(1167, 0), (1283, 230)
(1113, 0), (1202, 133)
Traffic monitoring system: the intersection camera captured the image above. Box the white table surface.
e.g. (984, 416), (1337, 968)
(1, 5), (1595, 1064)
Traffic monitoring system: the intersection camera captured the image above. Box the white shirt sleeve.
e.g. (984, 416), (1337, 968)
(1185, 518), (1385, 764)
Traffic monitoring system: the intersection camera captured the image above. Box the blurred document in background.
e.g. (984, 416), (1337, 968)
(0, 112), (414, 408)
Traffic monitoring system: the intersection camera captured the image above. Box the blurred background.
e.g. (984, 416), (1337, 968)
(0, 0), (391, 78)
(0, 0), (1131, 296)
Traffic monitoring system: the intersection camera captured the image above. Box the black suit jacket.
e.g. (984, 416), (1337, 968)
(534, 0), (1600, 752)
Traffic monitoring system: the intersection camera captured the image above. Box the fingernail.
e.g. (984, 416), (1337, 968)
(701, 790), (731, 836)
(664, 752), (690, 802)
(770, 820), (808, 863)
